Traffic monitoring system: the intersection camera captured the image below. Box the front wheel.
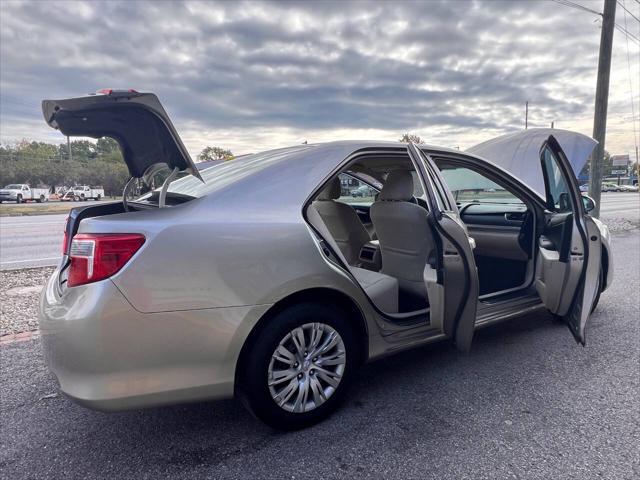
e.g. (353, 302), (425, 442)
(16, 195), (23, 204)
(237, 303), (358, 430)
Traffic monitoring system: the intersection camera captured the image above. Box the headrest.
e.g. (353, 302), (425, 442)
(317, 177), (341, 200)
(378, 170), (413, 201)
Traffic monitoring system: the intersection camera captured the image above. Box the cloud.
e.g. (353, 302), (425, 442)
(1, 0), (638, 157)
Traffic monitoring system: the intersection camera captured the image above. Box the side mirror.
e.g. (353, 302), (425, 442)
(582, 194), (596, 213)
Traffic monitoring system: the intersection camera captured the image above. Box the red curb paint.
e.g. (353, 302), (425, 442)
(0, 330), (40, 346)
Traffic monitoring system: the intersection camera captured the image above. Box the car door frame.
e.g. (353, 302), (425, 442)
(538, 135), (601, 345)
(407, 143), (480, 352)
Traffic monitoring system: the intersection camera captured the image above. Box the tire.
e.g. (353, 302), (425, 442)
(37, 194), (44, 203)
(16, 195), (23, 204)
(81, 194), (86, 201)
(96, 194), (101, 201)
(73, 196), (79, 202)
(237, 302), (358, 430)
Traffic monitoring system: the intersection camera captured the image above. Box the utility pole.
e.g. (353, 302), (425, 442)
(588, 0), (616, 217)
(67, 136), (72, 162)
(525, 101), (528, 129)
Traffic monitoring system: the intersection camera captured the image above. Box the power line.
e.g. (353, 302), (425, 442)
(615, 23), (640, 44)
(621, 0), (639, 159)
(617, 0), (640, 23)
(550, 0), (602, 16)
(550, 0), (640, 44)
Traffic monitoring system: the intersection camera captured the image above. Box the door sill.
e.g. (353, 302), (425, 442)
(475, 290), (544, 328)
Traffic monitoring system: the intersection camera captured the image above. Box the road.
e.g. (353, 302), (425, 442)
(1, 231), (638, 479)
(598, 192), (640, 219)
(0, 214), (66, 270)
(0, 193), (638, 270)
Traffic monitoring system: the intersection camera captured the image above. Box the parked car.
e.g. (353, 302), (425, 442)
(39, 91), (612, 430)
(63, 185), (105, 201)
(601, 182), (622, 192)
(0, 184), (50, 203)
(617, 184), (639, 192)
(350, 184), (377, 198)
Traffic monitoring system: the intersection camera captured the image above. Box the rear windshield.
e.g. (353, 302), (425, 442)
(134, 145), (312, 203)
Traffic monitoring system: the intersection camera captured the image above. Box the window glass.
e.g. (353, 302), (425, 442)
(541, 147), (572, 212)
(439, 165), (523, 205)
(337, 173), (379, 206)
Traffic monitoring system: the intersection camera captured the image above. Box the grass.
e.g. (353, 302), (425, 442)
(0, 198), (120, 217)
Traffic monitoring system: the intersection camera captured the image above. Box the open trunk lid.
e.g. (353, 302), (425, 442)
(42, 90), (203, 181)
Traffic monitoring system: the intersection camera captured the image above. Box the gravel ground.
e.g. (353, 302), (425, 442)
(604, 217), (639, 233)
(0, 267), (53, 336)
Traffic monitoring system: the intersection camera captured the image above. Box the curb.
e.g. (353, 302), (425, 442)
(0, 330), (40, 346)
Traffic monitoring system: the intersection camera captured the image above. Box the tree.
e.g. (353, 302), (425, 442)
(58, 139), (97, 160)
(580, 150), (610, 178)
(197, 146), (234, 161)
(96, 137), (120, 156)
(399, 133), (424, 144)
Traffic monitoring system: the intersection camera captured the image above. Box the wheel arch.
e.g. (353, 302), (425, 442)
(234, 287), (369, 392)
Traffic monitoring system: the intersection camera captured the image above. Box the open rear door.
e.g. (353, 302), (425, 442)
(408, 144), (479, 352)
(537, 136), (601, 345)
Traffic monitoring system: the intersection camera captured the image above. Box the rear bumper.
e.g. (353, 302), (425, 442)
(38, 270), (271, 411)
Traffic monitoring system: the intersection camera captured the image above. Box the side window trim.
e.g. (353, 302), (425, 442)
(420, 152), (456, 212)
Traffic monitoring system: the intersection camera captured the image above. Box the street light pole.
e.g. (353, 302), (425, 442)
(588, 0), (616, 217)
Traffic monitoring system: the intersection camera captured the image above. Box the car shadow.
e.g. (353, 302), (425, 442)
(45, 308), (576, 473)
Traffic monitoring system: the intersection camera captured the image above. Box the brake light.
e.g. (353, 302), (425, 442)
(67, 233), (145, 287)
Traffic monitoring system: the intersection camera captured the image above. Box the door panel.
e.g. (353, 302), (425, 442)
(467, 227), (527, 261)
(537, 136), (601, 345)
(408, 144), (479, 351)
(439, 213), (479, 351)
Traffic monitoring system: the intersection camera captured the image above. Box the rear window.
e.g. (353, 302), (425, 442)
(134, 145), (312, 203)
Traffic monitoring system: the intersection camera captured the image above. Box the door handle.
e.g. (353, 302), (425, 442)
(468, 237), (476, 250)
(505, 212), (525, 221)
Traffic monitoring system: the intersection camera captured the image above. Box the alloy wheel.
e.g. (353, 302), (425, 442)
(267, 322), (346, 413)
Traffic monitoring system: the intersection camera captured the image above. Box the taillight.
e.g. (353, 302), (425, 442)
(67, 233), (145, 287)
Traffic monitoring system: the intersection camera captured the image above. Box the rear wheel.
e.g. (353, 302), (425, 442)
(237, 303), (357, 430)
(37, 194), (44, 203)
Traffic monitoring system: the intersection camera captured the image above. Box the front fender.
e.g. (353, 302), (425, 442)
(592, 217), (613, 291)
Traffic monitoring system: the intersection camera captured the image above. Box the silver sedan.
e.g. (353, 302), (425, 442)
(39, 91), (612, 429)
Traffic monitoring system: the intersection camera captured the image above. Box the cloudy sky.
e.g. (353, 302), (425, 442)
(1, 0), (638, 159)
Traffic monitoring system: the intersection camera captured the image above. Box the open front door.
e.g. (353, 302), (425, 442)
(537, 136), (602, 345)
(408, 144), (479, 352)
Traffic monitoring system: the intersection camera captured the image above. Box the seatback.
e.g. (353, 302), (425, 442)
(312, 177), (371, 265)
(370, 170), (435, 299)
